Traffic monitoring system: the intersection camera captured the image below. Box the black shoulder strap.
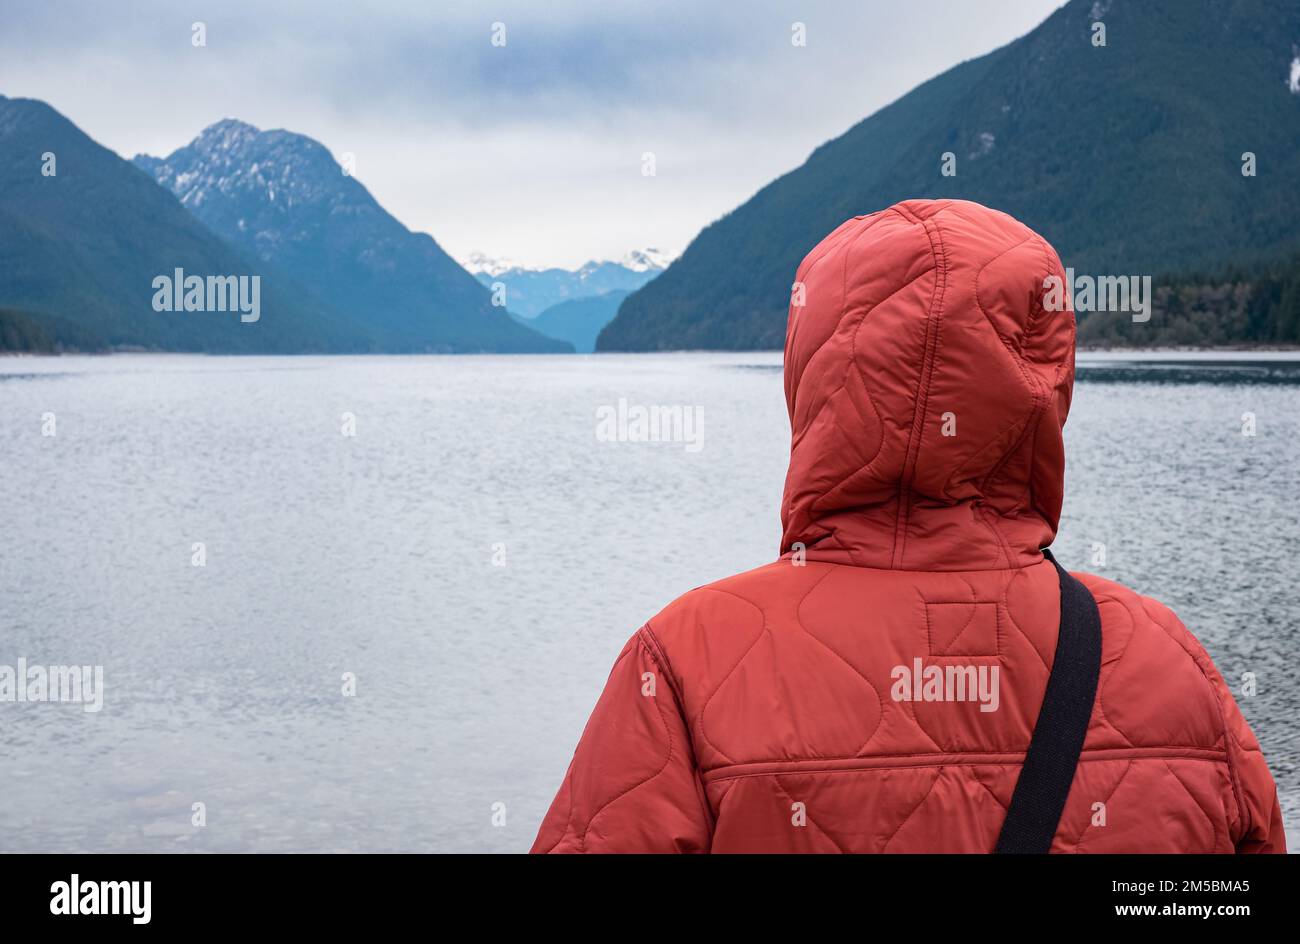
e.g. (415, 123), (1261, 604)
(995, 549), (1102, 854)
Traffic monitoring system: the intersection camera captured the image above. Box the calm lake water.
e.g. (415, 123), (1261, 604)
(1, 351), (1297, 852)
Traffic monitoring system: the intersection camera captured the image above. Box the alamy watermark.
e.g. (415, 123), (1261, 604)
(0, 657), (104, 712)
(595, 398), (704, 452)
(152, 268), (261, 323)
(890, 658), (1000, 713)
(50, 875), (150, 924)
(1043, 268), (1151, 323)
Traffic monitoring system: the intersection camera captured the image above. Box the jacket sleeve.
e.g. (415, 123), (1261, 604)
(530, 628), (713, 853)
(1217, 680), (1287, 853)
(1190, 643), (1287, 853)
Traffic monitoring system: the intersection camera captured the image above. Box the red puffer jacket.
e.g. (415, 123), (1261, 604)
(532, 199), (1286, 854)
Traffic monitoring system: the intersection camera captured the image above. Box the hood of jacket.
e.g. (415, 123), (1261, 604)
(780, 199), (1075, 571)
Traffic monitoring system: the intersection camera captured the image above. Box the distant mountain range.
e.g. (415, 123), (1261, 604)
(600, 0), (1300, 350)
(6, 0), (1299, 356)
(466, 249), (668, 319)
(0, 97), (567, 353)
(134, 119), (566, 352)
(523, 290), (632, 353)
(0, 96), (350, 352)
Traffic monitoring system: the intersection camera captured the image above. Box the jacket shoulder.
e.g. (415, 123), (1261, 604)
(639, 559), (830, 670)
(1072, 571), (1216, 672)
(1071, 570), (1233, 752)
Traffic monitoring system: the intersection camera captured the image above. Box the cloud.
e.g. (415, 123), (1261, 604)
(0, 0), (1064, 267)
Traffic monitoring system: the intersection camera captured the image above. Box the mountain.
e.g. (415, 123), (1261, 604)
(467, 249), (668, 318)
(524, 290), (631, 353)
(0, 96), (358, 352)
(599, 0), (1300, 351)
(134, 119), (568, 353)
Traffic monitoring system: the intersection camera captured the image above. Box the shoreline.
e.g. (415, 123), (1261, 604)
(6, 345), (1300, 359)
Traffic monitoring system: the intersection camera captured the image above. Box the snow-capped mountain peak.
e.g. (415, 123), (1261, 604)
(465, 247), (672, 278)
(195, 118), (262, 153)
(463, 252), (520, 277)
(618, 247), (671, 272)
(134, 118), (364, 227)
(465, 248), (671, 318)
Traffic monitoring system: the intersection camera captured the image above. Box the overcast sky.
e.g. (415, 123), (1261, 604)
(0, 1), (1064, 269)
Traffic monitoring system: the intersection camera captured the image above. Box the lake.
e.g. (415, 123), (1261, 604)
(0, 351), (1296, 852)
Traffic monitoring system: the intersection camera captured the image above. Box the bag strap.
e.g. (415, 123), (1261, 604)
(994, 549), (1102, 854)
